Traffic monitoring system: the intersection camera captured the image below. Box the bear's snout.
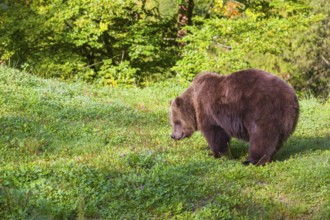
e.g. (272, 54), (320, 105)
(171, 133), (184, 140)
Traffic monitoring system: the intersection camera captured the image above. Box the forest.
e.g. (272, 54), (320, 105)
(0, 0), (329, 219)
(0, 0), (329, 97)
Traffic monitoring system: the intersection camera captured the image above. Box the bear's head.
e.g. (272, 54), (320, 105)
(169, 96), (197, 140)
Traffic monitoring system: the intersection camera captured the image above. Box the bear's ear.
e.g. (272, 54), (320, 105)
(174, 97), (183, 107)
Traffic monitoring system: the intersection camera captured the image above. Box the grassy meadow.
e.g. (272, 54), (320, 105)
(0, 65), (329, 219)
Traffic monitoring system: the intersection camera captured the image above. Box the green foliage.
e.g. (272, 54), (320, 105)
(98, 60), (139, 86)
(0, 0), (329, 95)
(0, 66), (329, 219)
(172, 0), (329, 97)
(173, 1), (322, 77)
(0, 0), (177, 85)
(288, 0), (330, 98)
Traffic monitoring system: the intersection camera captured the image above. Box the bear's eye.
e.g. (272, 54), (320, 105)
(174, 120), (181, 125)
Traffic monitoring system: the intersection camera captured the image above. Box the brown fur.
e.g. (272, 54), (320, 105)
(169, 69), (299, 165)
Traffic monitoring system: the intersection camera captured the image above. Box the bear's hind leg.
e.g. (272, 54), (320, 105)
(202, 125), (230, 158)
(246, 133), (280, 166)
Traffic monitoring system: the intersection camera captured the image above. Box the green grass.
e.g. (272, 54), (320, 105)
(0, 65), (329, 219)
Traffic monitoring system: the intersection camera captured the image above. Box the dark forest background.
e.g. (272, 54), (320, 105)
(0, 0), (329, 97)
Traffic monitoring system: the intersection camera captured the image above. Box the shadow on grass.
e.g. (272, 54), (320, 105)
(227, 135), (330, 162)
(275, 136), (330, 161)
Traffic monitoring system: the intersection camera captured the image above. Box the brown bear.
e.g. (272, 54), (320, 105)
(169, 69), (299, 165)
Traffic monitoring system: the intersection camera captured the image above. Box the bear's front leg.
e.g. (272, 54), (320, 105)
(201, 125), (230, 158)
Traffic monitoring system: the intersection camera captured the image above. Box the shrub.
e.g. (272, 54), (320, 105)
(0, 0), (178, 85)
(172, 0), (329, 98)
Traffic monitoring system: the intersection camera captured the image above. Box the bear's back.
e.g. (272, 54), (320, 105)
(194, 69), (296, 102)
(191, 69), (299, 141)
(226, 69), (291, 92)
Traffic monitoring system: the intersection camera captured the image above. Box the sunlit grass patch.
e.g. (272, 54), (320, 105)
(0, 66), (329, 219)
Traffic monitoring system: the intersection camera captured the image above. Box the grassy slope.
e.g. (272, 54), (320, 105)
(0, 66), (329, 219)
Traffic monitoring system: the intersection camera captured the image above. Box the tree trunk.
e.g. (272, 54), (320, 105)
(177, 0), (194, 47)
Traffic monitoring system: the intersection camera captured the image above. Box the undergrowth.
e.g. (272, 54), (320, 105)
(0, 66), (329, 219)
